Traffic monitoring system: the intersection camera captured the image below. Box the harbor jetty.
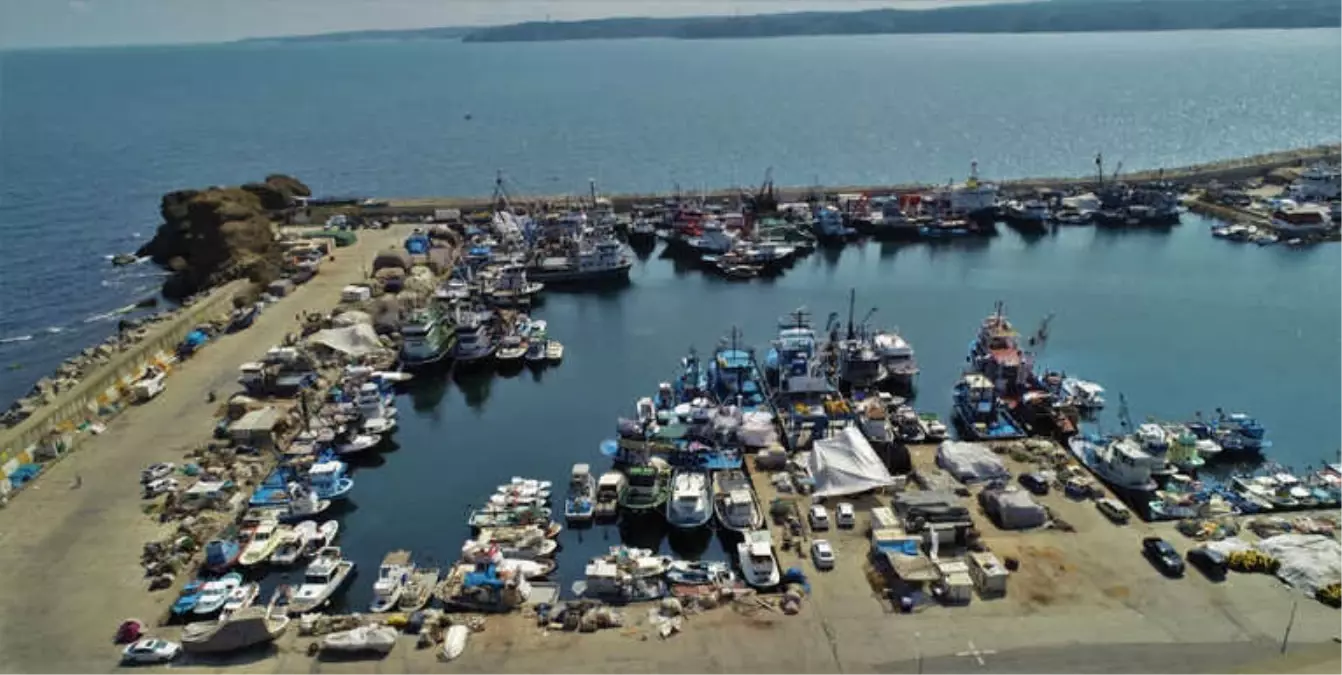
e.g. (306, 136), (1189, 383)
(0, 150), (1338, 674)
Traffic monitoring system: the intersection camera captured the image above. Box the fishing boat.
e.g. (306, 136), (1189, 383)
(219, 583), (259, 619)
(306, 460), (353, 500)
(619, 461), (672, 514)
(564, 463), (596, 523)
(765, 308), (819, 388)
(468, 504), (553, 530)
(873, 329), (918, 392)
(527, 228), (634, 286)
(830, 291), (891, 391)
(665, 560), (737, 586)
(545, 340), (564, 362)
(397, 567), (440, 612)
(713, 470), (764, 532)
(467, 531), (559, 560)
(1163, 425), (1207, 472)
(498, 558), (556, 580)
(487, 262), (545, 307)
(171, 581), (205, 616)
(334, 431), (382, 456)
(269, 484), (332, 523)
(191, 573), (243, 616)
(238, 522), (287, 567)
(495, 333), (527, 367)
(952, 373), (1025, 441)
(1060, 378), (1106, 411)
(856, 396), (897, 448)
(707, 328), (767, 410)
(302, 521), (341, 558)
(1067, 434), (1160, 493)
(594, 471), (626, 522)
(203, 539), (241, 573)
(737, 530), (781, 589)
(399, 304), (457, 369)
(579, 547), (672, 602)
(665, 468), (714, 529)
(451, 304), (496, 364)
(370, 550), (415, 613)
(524, 338), (549, 366)
(270, 521), (317, 566)
(287, 547), (356, 615)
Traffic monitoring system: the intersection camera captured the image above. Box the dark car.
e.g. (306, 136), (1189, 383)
(1142, 537), (1186, 577)
(1018, 473), (1050, 496)
(1187, 547), (1228, 581)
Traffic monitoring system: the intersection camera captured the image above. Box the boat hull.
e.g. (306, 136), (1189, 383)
(526, 263), (632, 287)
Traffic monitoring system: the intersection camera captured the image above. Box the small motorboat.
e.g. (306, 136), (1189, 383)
(287, 547), (356, 615)
(370, 550), (415, 613)
(170, 581), (205, 616)
(545, 340), (564, 362)
(321, 624), (399, 656)
(495, 335), (527, 363)
(666, 560), (736, 586)
(440, 624), (469, 661)
(564, 463), (596, 523)
(498, 558), (556, 580)
(363, 416), (397, 435)
(737, 530), (781, 589)
(302, 520), (341, 558)
(181, 606), (290, 655)
(524, 339), (548, 366)
(397, 568), (440, 612)
(220, 583), (259, 619)
(140, 462), (175, 484)
(373, 370), (413, 384)
(270, 521), (317, 566)
(191, 573), (243, 616)
(335, 433), (382, 456)
(238, 522), (288, 566)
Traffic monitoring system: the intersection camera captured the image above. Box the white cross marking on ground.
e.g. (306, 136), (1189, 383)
(955, 641), (997, 666)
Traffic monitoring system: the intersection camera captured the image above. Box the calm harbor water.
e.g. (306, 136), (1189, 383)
(0, 30), (1338, 607)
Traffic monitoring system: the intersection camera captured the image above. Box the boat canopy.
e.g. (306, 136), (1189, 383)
(717, 350), (753, 370)
(808, 427), (897, 498)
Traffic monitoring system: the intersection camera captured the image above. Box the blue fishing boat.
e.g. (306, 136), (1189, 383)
(203, 539), (241, 573)
(764, 308), (819, 388)
(307, 459), (354, 500)
(655, 348), (708, 409)
(952, 373), (1025, 440)
(170, 581), (205, 616)
(707, 328), (766, 411)
(1187, 409), (1271, 459)
(565, 463), (596, 523)
(248, 466), (299, 508)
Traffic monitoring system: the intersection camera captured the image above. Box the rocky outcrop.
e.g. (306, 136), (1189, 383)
(138, 175), (308, 300)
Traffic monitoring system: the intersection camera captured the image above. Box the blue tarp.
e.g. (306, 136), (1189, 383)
(876, 539), (921, 556)
(405, 234), (430, 255)
(465, 565), (505, 589)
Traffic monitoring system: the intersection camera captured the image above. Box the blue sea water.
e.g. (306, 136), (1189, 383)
(0, 30), (1339, 604)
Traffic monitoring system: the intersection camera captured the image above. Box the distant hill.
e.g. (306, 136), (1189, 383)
(461, 0), (1340, 43)
(237, 26), (472, 45)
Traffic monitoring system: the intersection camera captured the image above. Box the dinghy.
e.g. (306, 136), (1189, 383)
(335, 433), (382, 455)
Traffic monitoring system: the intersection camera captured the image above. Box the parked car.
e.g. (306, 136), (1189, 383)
(121, 638), (181, 664)
(1142, 537), (1185, 577)
(811, 540), (836, 570)
(140, 462), (175, 484)
(808, 505), (831, 531)
(1187, 547), (1228, 581)
(1018, 473), (1050, 496)
(835, 502), (856, 529)
(1096, 498), (1132, 524)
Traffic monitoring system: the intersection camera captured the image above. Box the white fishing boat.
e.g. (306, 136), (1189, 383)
(545, 340), (564, 362)
(495, 334), (527, 363)
(713, 471), (764, 532)
(269, 522), (315, 566)
(440, 624), (469, 661)
(498, 558), (557, 580)
(335, 433), (382, 456)
(219, 583), (259, 619)
(1067, 435), (1160, 493)
(238, 522), (287, 567)
(191, 574), (243, 615)
(737, 530), (781, 589)
(181, 605), (289, 655)
(370, 550), (415, 613)
(398, 568), (440, 612)
(287, 547), (356, 615)
(594, 471), (626, 521)
(1060, 378), (1107, 410)
(666, 469), (713, 529)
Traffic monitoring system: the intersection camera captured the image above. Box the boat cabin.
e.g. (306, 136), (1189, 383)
(570, 463), (592, 489)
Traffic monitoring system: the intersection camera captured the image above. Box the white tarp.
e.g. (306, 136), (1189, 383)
(305, 324), (384, 357)
(808, 426), (896, 498)
(936, 441), (1008, 484)
(1254, 534), (1341, 596)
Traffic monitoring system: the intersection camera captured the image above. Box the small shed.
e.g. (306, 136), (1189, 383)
(229, 407), (283, 449)
(967, 551), (1009, 597)
(936, 559), (974, 604)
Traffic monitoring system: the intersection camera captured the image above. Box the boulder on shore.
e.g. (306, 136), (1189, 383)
(137, 175), (309, 300)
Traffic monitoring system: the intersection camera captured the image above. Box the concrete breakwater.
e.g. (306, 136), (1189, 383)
(364, 145), (1340, 215)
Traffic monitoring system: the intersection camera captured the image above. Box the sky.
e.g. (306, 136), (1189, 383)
(0, 0), (1002, 50)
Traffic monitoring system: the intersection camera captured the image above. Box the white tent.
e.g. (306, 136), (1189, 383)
(304, 324), (384, 357)
(808, 426), (897, 498)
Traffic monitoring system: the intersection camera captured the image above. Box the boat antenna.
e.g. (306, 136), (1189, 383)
(846, 288), (856, 341)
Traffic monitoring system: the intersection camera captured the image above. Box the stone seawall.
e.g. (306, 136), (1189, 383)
(0, 281), (247, 478)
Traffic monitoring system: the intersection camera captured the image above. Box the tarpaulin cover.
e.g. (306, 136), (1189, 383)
(305, 324), (384, 357)
(808, 426), (896, 498)
(981, 489), (1047, 530)
(936, 441), (1009, 483)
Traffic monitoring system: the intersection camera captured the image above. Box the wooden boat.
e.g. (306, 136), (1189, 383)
(545, 340), (564, 362)
(397, 568), (440, 612)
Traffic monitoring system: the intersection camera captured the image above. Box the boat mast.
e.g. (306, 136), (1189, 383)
(846, 289), (856, 341)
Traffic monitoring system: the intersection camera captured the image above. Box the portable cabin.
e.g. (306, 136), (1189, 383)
(967, 551), (1009, 597)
